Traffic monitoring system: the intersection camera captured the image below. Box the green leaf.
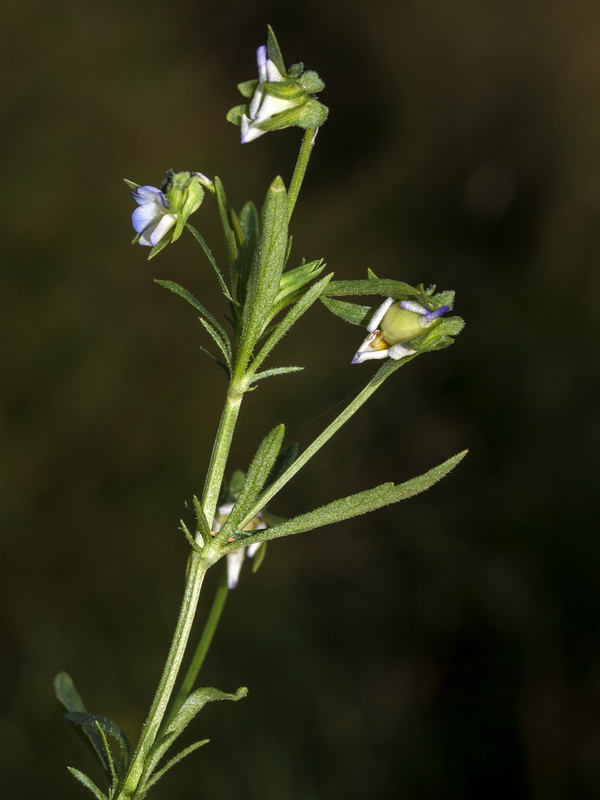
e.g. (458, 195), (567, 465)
(141, 740), (209, 797)
(180, 519), (203, 554)
(198, 346), (230, 376)
(54, 671), (86, 713)
(263, 443), (298, 494)
(238, 177), (289, 360)
(67, 768), (107, 800)
(55, 673), (112, 778)
(248, 273), (333, 375)
(163, 686), (247, 739)
(229, 451), (468, 547)
(270, 259), (326, 317)
(64, 712), (130, 773)
(214, 177), (244, 297)
(323, 279), (419, 298)
(185, 224), (231, 301)
(219, 425), (286, 539)
(192, 495), (212, 541)
(154, 280), (232, 366)
(197, 316), (232, 368)
(145, 688), (246, 784)
(320, 297), (373, 327)
(249, 366), (304, 384)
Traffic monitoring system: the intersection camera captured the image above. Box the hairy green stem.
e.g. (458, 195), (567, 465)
(163, 568), (229, 730)
(116, 381), (244, 800)
(287, 128), (317, 220)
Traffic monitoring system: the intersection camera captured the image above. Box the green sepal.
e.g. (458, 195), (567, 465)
(237, 79), (258, 98)
(228, 450), (468, 547)
(147, 234), (172, 260)
(323, 278), (419, 299)
(266, 25), (287, 76)
(226, 104), (246, 125)
(219, 425), (285, 539)
(297, 70), (325, 94)
(124, 178), (140, 191)
(320, 297), (373, 327)
(67, 768), (107, 800)
(367, 268), (379, 280)
(412, 315), (465, 352)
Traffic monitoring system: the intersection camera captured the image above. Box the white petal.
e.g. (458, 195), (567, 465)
(367, 297), (394, 333)
(247, 542), (262, 558)
(265, 58), (285, 82)
(351, 347), (390, 364)
(388, 343), (416, 360)
(227, 549), (246, 589)
(149, 213), (176, 246)
(254, 92), (295, 124)
(241, 118), (267, 143)
(248, 83), (265, 119)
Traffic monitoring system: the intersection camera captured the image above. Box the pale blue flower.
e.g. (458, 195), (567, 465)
(131, 186), (177, 247)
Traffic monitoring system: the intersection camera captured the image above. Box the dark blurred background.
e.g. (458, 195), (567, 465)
(2, 0), (599, 798)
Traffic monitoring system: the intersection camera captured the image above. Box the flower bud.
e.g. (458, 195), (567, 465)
(163, 171), (205, 242)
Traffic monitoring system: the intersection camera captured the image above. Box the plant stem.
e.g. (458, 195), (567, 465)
(163, 568), (229, 730)
(116, 381), (244, 800)
(287, 128), (317, 221)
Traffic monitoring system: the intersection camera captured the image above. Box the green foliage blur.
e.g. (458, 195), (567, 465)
(2, 1), (598, 798)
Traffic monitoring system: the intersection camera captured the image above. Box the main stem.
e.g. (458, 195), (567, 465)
(117, 380), (244, 800)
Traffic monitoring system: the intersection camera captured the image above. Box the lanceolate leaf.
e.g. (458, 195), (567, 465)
(238, 177), (289, 361)
(55, 672), (111, 778)
(140, 740), (210, 797)
(154, 280), (232, 365)
(64, 712), (131, 773)
(248, 273), (333, 375)
(219, 425), (285, 539)
(145, 688), (246, 784)
(322, 278), (418, 299)
(228, 450), (468, 547)
(185, 224), (231, 300)
(320, 297), (373, 326)
(67, 768), (107, 800)
(249, 366), (304, 384)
